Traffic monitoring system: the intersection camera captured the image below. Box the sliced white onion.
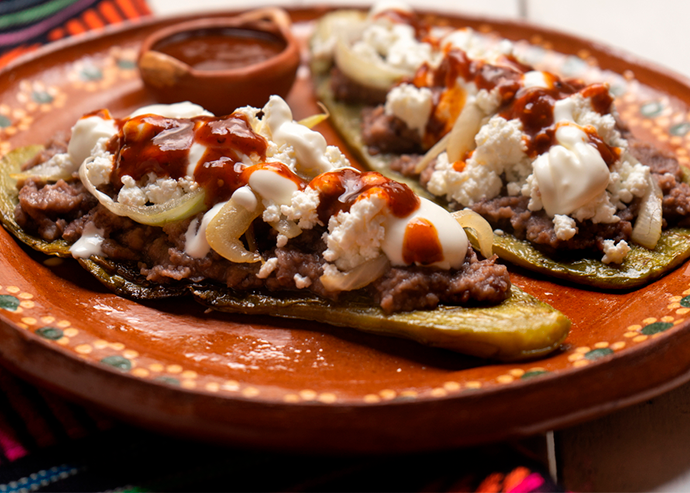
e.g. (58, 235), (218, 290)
(320, 255), (390, 292)
(446, 100), (483, 164)
(11, 163), (74, 184)
(631, 174), (663, 249)
(452, 209), (493, 258)
(310, 9), (367, 73)
(297, 103), (330, 130)
(414, 99), (484, 174)
(414, 132), (451, 174)
(206, 196), (263, 263)
(79, 162), (206, 226)
(269, 217), (301, 239)
(334, 36), (408, 91)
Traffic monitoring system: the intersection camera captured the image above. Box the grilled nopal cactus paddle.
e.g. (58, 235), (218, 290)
(0, 145), (570, 361)
(314, 77), (690, 289)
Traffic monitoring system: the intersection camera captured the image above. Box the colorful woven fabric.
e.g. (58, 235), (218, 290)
(0, 0), (151, 69)
(0, 364), (565, 492)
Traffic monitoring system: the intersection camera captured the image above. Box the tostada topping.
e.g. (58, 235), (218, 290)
(312, 1), (679, 268)
(12, 96), (507, 315)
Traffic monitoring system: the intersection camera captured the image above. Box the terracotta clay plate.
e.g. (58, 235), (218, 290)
(2, 9), (690, 454)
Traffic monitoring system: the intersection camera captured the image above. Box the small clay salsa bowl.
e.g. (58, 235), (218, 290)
(138, 8), (300, 115)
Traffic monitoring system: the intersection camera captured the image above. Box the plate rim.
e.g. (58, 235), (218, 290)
(1, 7), (690, 453)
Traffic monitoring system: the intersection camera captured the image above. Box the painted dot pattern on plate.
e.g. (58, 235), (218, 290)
(2, 28), (690, 404)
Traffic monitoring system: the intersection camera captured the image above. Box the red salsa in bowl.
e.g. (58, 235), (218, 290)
(138, 8), (300, 115)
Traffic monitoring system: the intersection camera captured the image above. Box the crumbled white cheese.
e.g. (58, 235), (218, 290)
(474, 88), (502, 115)
(116, 173), (197, 207)
(427, 153), (503, 206)
(384, 83), (433, 138)
(357, 21), (432, 73)
(281, 187), (321, 230)
(570, 192), (619, 224)
(441, 28), (513, 64)
(262, 203), (282, 224)
(553, 214), (578, 241)
(38, 152), (76, 177)
(322, 195), (387, 271)
(84, 138), (115, 187)
(608, 156), (650, 208)
(427, 116), (529, 207)
(524, 173), (543, 211)
(293, 273), (312, 288)
(117, 176), (147, 206)
(601, 239), (631, 264)
(472, 116), (527, 175)
(257, 257), (279, 279)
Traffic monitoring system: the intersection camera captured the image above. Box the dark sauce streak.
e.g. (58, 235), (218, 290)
(109, 113), (268, 205)
(411, 43), (617, 164)
(499, 81), (617, 162)
(311, 169), (420, 225)
(413, 48), (525, 144)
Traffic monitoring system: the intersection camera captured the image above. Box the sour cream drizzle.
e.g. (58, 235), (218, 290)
(69, 221), (105, 258)
(71, 97), (468, 271)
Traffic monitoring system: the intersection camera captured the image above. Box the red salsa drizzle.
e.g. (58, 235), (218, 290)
(310, 169), (419, 225)
(581, 83), (614, 115)
(403, 217), (443, 265)
(499, 79), (617, 162)
(410, 44), (617, 163)
(108, 112), (268, 205)
(412, 48), (526, 144)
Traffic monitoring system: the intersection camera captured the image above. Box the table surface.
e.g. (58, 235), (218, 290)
(145, 1), (690, 491)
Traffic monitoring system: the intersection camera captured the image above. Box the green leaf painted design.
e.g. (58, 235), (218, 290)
(641, 322), (673, 335)
(35, 327), (63, 340)
(156, 376), (180, 386)
(80, 66), (102, 81)
(100, 355), (132, 371)
(561, 55), (587, 77)
(640, 101), (663, 118)
(0, 295), (20, 311)
(670, 123), (690, 137)
(681, 296), (690, 308)
(609, 83), (627, 97)
(521, 370), (548, 379)
(585, 348), (614, 360)
(31, 91), (53, 104)
(116, 59), (136, 69)
(0, 115), (11, 128)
